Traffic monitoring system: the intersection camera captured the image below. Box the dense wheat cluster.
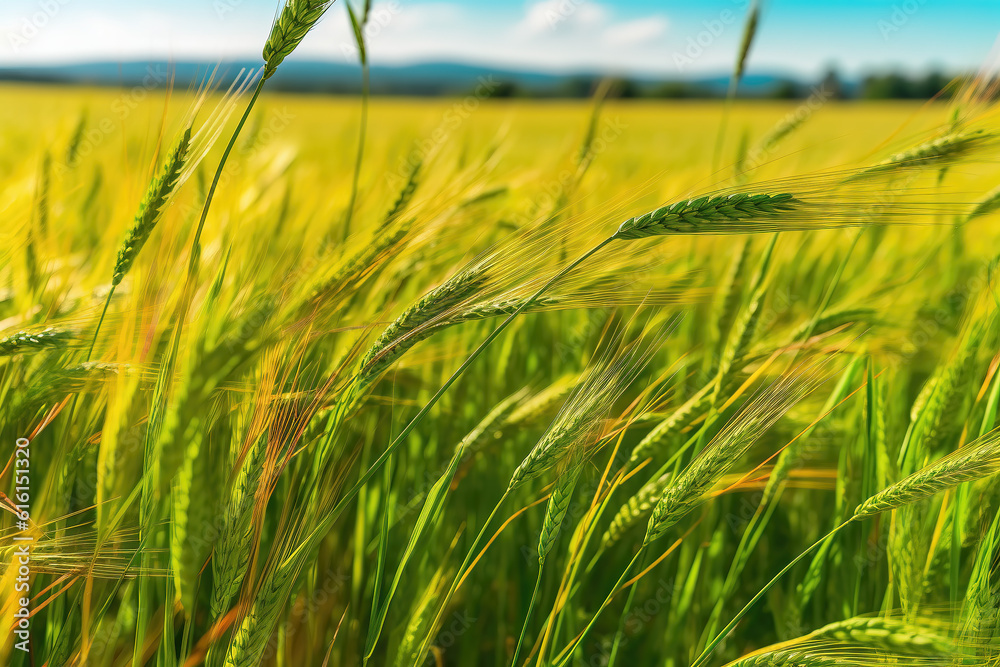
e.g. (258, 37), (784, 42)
(3, 5), (1000, 667)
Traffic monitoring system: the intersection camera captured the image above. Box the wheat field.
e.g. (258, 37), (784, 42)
(3, 6), (1000, 667)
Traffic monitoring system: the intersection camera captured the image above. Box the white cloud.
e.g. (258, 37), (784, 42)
(602, 16), (667, 47)
(515, 0), (608, 37)
(0, 5), (268, 62)
(0, 1), (689, 75)
(2, 0), (979, 78)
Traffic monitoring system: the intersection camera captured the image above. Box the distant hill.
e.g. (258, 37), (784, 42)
(0, 59), (813, 97)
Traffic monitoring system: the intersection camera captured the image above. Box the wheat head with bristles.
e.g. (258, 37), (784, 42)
(112, 127), (192, 286)
(262, 0), (338, 80)
(602, 470), (670, 549)
(723, 614), (971, 667)
(626, 380), (715, 468)
(644, 355), (836, 544)
(508, 319), (667, 490)
(210, 433), (267, 619)
(854, 427), (1000, 519)
(0, 327), (73, 357)
(808, 617), (956, 656)
(538, 463), (582, 564)
(612, 193), (801, 239)
(724, 644), (955, 667)
(851, 129), (996, 180)
(223, 550), (304, 667)
(508, 401), (601, 492)
(453, 388), (529, 460)
(358, 267), (488, 385)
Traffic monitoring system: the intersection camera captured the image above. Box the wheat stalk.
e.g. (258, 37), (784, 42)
(809, 617), (955, 656)
(644, 357), (833, 544)
(613, 193), (801, 239)
(112, 127), (192, 287)
(358, 267), (488, 385)
(852, 129), (995, 179)
(0, 327), (72, 356)
(262, 1), (338, 80)
(855, 428), (1000, 519)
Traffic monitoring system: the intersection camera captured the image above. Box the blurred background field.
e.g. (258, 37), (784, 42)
(5, 62), (1000, 666)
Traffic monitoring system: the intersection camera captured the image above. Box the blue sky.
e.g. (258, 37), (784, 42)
(1, 0), (998, 77)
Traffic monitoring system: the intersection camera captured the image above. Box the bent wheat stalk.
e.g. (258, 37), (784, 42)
(262, 1), (338, 80)
(295, 183), (904, 666)
(0, 327), (72, 357)
(855, 427), (1000, 519)
(86, 127), (192, 361)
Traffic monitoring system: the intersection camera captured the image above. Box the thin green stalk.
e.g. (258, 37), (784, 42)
(511, 568), (544, 667)
(607, 548), (651, 667)
(343, 54), (369, 244)
(797, 228), (863, 345)
(410, 489), (511, 664)
(690, 518), (856, 667)
(551, 549), (644, 667)
(362, 449), (394, 667)
(314, 237), (616, 542)
(85, 285), (115, 362)
(187, 78), (265, 279)
(64, 282), (116, 459)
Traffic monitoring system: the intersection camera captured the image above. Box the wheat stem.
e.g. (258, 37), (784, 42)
(551, 549), (644, 667)
(511, 568), (544, 667)
(316, 238), (615, 538)
(691, 519), (856, 667)
(187, 78), (264, 279)
(85, 287), (115, 362)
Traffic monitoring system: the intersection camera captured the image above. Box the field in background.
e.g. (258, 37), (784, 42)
(3, 80), (1000, 667)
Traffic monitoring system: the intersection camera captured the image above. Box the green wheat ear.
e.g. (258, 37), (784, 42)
(0, 327), (73, 357)
(358, 267), (488, 385)
(854, 427), (1000, 519)
(538, 464), (582, 564)
(262, 0), (338, 80)
(851, 129), (995, 180)
(112, 127), (192, 286)
(808, 616), (956, 656)
(613, 192), (801, 239)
